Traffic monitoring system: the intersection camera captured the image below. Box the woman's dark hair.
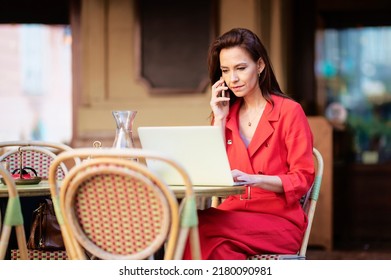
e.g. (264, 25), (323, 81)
(207, 28), (288, 107)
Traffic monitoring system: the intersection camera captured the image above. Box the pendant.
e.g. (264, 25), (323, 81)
(248, 122), (252, 126)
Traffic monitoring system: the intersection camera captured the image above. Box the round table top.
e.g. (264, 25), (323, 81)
(0, 181), (246, 198)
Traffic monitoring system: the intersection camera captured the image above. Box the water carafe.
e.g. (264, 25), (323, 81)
(112, 110), (137, 149)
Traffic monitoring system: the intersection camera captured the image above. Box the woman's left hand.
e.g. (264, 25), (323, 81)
(232, 169), (284, 193)
(231, 169), (257, 184)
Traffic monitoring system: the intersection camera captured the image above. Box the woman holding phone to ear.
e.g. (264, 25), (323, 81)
(183, 28), (314, 260)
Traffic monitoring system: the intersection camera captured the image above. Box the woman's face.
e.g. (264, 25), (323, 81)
(219, 46), (264, 98)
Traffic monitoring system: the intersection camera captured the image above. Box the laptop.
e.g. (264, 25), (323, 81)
(137, 125), (246, 186)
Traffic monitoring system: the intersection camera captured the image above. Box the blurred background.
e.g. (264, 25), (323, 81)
(0, 0), (390, 258)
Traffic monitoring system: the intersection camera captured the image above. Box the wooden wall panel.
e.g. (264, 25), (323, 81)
(308, 116), (333, 250)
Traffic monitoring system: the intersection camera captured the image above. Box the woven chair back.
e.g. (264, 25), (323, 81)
(65, 161), (172, 259)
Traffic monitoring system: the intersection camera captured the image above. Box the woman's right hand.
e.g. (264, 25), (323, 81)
(210, 77), (230, 122)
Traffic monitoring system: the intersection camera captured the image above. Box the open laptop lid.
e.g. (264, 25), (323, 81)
(137, 126), (237, 186)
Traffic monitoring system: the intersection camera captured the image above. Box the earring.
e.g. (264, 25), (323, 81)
(258, 72), (261, 77)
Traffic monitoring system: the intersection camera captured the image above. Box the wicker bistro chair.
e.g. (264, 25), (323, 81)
(0, 165), (28, 260)
(0, 141), (76, 180)
(0, 141), (78, 260)
(48, 148), (201, 260)
(247, 148), (324, 260)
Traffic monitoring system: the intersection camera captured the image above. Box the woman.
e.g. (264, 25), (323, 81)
(184, 28), (315, 260)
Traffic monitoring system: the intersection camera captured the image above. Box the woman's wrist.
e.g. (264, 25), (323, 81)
(213, 115), (226, 125)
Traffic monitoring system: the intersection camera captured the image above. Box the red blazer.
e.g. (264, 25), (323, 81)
(219, 94), (315, 228)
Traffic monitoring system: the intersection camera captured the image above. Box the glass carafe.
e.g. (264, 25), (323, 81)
(112, 110), (137, 149)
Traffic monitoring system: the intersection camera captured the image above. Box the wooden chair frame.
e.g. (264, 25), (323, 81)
(48, 148), (201, 260)
(65, 160), (174, 259)
(0, 141), (73, 152)
(0, 140), (77, 260)
(0, 140), (79, 179)
(0, 147), (68, 180)
(0, 165), (28, 260)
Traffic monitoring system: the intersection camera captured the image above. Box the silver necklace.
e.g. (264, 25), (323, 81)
(247, 112), (258, 126)
(245, 103), (266, 126)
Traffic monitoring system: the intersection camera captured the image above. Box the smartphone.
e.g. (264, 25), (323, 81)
(221, 82), (228, 106)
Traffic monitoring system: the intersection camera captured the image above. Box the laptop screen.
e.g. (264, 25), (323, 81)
(137, 126), (236, 186)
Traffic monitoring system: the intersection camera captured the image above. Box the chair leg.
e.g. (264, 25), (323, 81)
(15, 225), (28, 259)
(172, 227), (201, 260)
(0, 225), (11, 259)
(190, 227), (201, 260)
(211, 196), (220, 208)
(173, 228), (189, 260)
(65, 234), (87, 260)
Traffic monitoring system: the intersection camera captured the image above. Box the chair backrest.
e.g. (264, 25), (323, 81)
(298, 147), (324, 257)
(0, 165), (28, 260)
(0, 141), (76, 180)
(49, 148), (200, 260)
(0, 141), (79, 260)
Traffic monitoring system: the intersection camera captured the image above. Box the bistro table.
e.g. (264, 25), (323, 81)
(0, 180), (245, 260)
(0, 182), (51, 198)
(0, 181), (245, 232)
(0, 180), (246, 199)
